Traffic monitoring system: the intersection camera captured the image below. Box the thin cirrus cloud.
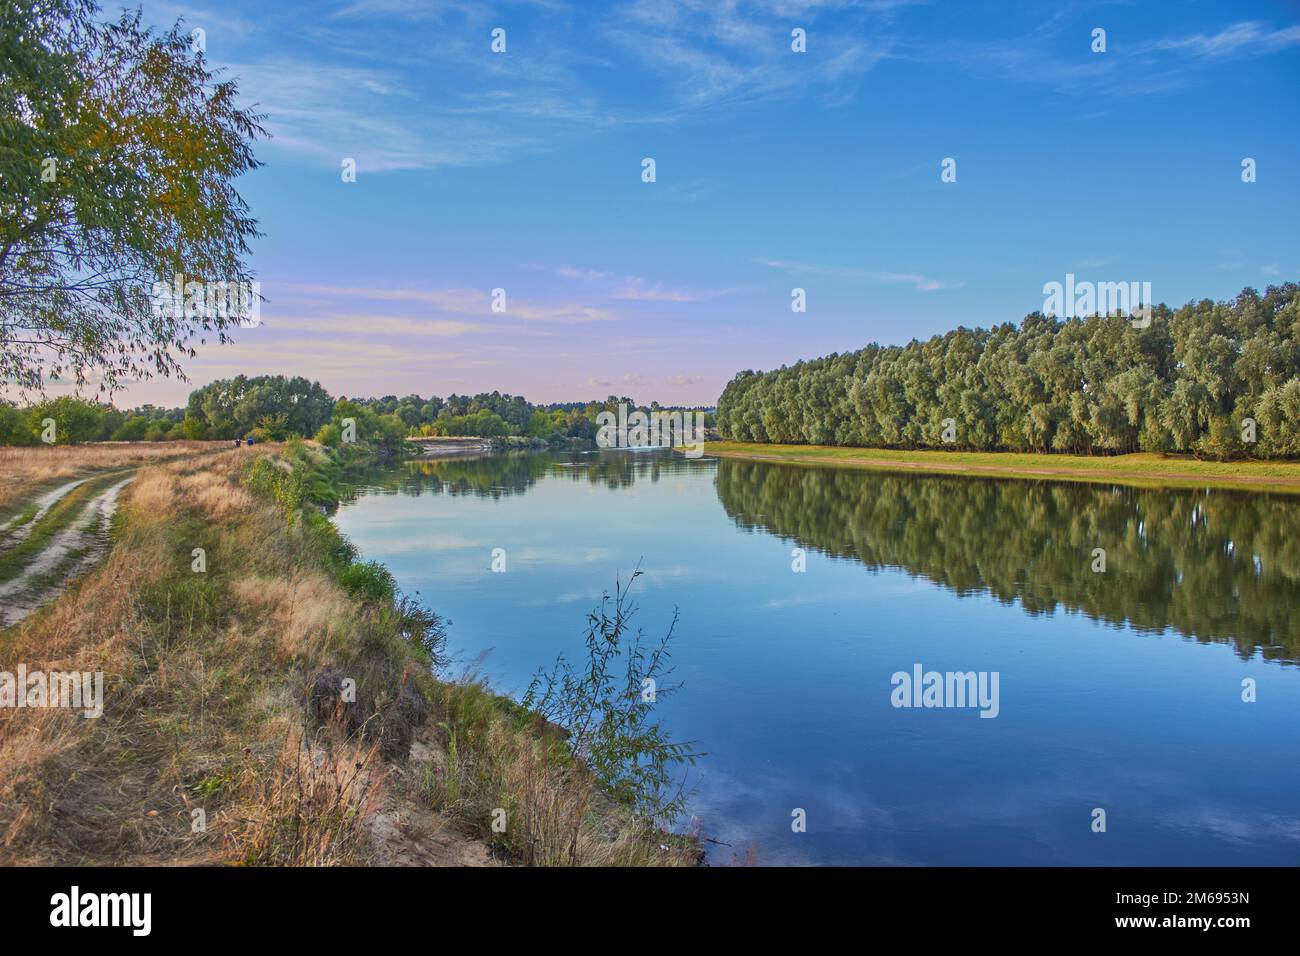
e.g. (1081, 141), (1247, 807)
(224, 59), (549, 173)
(873, 272), (964, 292)
(1137, 21), (1300, 58)
(146, 3), (1298, 173)
(149, 0), (911, 173)
(923, 16), (1300, 97)
(526, 264), (737, 302)
(611, 277), (735, 302)
(265, 313), (482, 337)
(552, 266), (611, 282)
(187, 336), (473, 379)
(756, 258), (960, 291)
(273, 282), (618, 323)
(604, 0), (904, 110)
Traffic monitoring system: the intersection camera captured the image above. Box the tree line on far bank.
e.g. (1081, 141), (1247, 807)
(0, 374), (715, 449)
(716, 283), (1300, 460)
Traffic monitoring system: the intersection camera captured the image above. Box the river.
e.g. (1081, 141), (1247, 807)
(334, 448), (1300, 865)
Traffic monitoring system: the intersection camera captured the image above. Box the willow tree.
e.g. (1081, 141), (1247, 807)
(717, 284), (1300, 459)
(0, 0), (265, 393)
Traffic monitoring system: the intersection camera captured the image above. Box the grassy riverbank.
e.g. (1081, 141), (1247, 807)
(0, 441), (696, 866)
(702, 442), (1300, 493)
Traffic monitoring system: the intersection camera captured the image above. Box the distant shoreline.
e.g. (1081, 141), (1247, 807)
(700, 441), (1300, 494)
(408, 437), (497, 458)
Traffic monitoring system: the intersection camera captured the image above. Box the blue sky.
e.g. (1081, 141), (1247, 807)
(117, 0), (1300, 407)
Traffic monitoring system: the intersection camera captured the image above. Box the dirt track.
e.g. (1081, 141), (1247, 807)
(0, 476), (133, 628)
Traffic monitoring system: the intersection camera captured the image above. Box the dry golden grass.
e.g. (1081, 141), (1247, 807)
(230, 574), (348, 665)
(229, 732), (384, 867)
(0, 442), (699, 867)
(0, 444), (381, 865)
(421, 678), (698, 867)
(0, 441), (218, 513)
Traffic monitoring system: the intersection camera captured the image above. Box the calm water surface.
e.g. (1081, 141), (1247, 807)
(335, 449), (1300, 865)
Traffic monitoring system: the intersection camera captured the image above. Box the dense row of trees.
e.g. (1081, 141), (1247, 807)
(0, 373), (714, 447)
(356, 391), (713, 443)
(0, 395), (189, 444)
(717, 284), (1300, 459)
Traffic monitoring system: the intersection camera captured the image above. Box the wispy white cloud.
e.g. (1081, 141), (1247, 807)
(190, 0), (910, 171)
(554, 265), (611, 282)
(226, 58), (551, 172)
(756, 257), (868, 279)
(757, 258), (959, 290)
(604, 0), (899, 110)
(1138, 21), (1300, 58)
(267, 312), (481, 337)
(872, 271), (962, 292)
(275, 282), (619, 322)
(524, 264), (737, 302)
(611, 276), (735, 302)
(918, 14), (1300, 98)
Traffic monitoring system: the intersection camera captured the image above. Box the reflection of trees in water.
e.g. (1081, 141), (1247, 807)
(714, 459), (1300, 662)
(338, 449), (697, 503)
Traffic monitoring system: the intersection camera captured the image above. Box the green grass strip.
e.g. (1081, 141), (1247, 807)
(702, 442), (1300, 495)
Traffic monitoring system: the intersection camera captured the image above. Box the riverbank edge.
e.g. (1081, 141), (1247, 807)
(0, 440), (700, 866)
(698, 441), (1300, 494)
(243, 440), (704, 865)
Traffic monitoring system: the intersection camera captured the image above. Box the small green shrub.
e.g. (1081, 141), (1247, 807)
(337, 560), (396, 604)
(314, 422), (341, 447)
(523, 570), (701, 824)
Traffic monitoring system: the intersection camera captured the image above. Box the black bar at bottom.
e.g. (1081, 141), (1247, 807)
(0, 865), (1288, 940)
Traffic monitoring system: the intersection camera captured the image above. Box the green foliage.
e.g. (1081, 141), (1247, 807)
(1197, 415), (1245, 460)
(386, 595), (449, 669)
(112, 414), (150, 441)
(188, 375), (333, 440)
(243, 455), (306, 514)
(26, 395), (102, 443)
(176, 413), (207, 439)
(0, 1), (266, 393)
(0, 402), (37, 445)
(0, 377), (709, 449)
(302, 509), (358, 568)
(523, 570), (700, 823)
(329, 400), (409, 452)
(0, 397), (186, 445)
(717, 283), (1300, 461)
(336, 561), (397, 604)
(313, 422), (341, 447)
(428, 408), (509, 437)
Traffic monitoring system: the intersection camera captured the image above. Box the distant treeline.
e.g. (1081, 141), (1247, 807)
(716, 283), (1300, 459)
(0, 374), (715, 447)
